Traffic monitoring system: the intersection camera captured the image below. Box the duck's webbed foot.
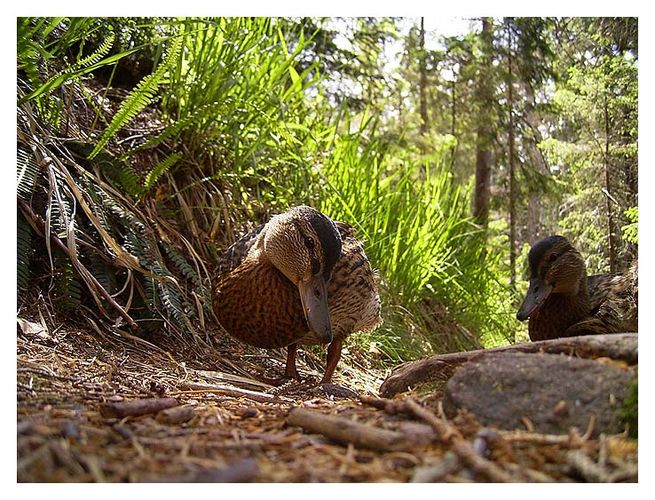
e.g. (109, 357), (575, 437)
(257, 344), (303, 386)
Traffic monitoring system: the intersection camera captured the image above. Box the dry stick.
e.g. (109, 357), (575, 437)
(18, 198), (138, 329)
(287, 407), (414, 452)
(411, 452), (461, 482)
(175, 382), (295, 404)
(156, 405), (195, 425)
(99, 397), (179, 419)
(380, 333), (638, 397)
(403, 398), (516, 483)
(566, 450), (616, 482)
(148, 458), (260, 483)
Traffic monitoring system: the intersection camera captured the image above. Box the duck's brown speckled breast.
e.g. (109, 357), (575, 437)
(214, 258), (309, 349)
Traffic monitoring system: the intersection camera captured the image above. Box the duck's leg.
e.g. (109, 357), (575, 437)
(320, 338), (343, 385)
(319, 338), (358, 398)
(284, 343), (302, 381)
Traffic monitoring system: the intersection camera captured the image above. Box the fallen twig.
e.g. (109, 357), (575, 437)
(410, 452), (461, 482)
(175, 382), (294, 404)
(156, 405), (195, 425)
(99, 397), (179, 419)
(404, 399), (516, 483)
(286, 407), (413, 452)
(147, 458), (260, 482)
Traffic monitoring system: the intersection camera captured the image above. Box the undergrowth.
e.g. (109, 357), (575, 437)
(17, 17), (520, 366)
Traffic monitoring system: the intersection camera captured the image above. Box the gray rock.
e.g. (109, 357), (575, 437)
(443, 351), (634, 436)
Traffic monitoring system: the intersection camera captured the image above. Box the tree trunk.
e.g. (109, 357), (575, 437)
(603, 91), (617, 273)
(527, 193), (541, 243)
(449, 76), (458, 171)
(473, 18), (494, 229)
(418, 17), (429, 137)
(507, 20), (517, 290)
(520, 80), (549, 245)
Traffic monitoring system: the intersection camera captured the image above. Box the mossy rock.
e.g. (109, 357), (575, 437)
(443, 351), (635, 437)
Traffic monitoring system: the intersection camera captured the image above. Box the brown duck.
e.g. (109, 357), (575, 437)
(516, 235), (637, 341)
(213, 206), (382, 384)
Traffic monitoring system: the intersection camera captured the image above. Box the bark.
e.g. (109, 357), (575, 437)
(473, 18), (494, 229)
(418, 17), (429, 137)
(507, 20), (517, 289)
(604, 91), (617, 273)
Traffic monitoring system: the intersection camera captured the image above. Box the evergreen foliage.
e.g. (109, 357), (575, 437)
(16, 17), (637, 361)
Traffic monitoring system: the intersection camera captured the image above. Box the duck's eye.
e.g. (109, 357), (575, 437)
(305, 237), (316, 250)
(549, 253), (559, 262)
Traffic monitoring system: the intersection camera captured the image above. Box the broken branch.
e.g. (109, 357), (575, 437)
(380, 333), (637, 397)
(99, 397), (179, 419)
(175, 382), (294, 404)
(287, 407), (413, 452)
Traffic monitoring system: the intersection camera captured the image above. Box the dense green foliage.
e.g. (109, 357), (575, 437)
(17, 17), (637, 362)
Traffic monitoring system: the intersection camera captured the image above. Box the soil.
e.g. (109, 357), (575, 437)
(17, 310), (638, 483)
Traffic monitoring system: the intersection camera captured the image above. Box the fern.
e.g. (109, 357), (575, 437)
(17, 212), (33, 291)
(53, 252), (82, 310)
(101, 159), (145, 199)
(143, 152), (182, 191)
(65, 32), (115, 74)
(163, 243), (201, 287)
(125, 101), (230, 155)
(17, 146), (41, 201)
(87, 251), (117, 298)
(89, 35), (182, 159)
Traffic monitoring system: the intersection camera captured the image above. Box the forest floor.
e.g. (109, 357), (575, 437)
(17, 306), (638, 483)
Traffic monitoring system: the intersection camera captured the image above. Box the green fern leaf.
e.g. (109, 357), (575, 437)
(163, 243), (201, 286)
(17, 146), (41, 201)
(17, 212), (33, 291)
(66, 32), (115, 73)
(143, 152), (183, 191)
(89, 36), (182, 159)
(125, 101), (229, 155)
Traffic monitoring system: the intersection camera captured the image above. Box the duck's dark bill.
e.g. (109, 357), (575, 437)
(516, 278), (553, 321)
(298, 275), (333, 344)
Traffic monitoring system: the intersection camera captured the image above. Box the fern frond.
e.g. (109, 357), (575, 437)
(17, 146), (41, 201)
(101, 160), (145, 199)
(66, 32), (115, 74)
(125, 101), (229, 155)
(163, 243), (201, 287)
(53, 252), (82, 310)
(143, 152), (183, 191)
(17, 212), (33, 291)
(89, 36), (182, 159)
(87, 251), (117, 297)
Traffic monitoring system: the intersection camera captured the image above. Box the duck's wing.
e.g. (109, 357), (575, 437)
(217, 223), (266, 275)
(334, 220), (357, 240)
(587, 273), (620, 314)
(586, 262), (638, 332)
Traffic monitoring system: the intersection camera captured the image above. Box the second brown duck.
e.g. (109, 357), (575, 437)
(517, 235), (637, 341)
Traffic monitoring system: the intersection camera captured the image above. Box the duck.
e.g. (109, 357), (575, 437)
(516, 235), (637, 341)
(213, 205), (382, 385)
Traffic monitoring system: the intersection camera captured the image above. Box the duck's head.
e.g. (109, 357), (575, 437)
(516, 235), (587, 321)
(263, 206), (342, 344)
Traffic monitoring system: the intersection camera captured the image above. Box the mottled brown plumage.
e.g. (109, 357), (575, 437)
(516, 235), (638, 341)
(213, 206), (382, 384)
